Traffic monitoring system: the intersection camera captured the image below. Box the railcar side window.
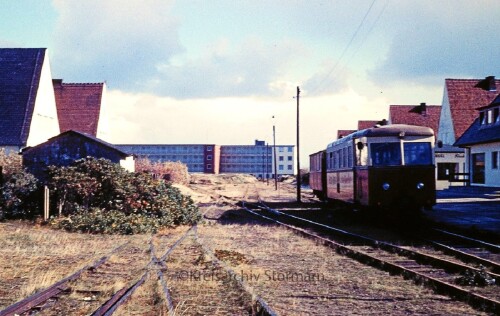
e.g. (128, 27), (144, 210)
(404, 142), (432, 165)
(370, 143), (401, 166)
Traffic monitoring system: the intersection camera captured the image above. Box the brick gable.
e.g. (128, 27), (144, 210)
(53, 79), (104, 137)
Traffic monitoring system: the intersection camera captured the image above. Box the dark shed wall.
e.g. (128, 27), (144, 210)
(23, 133), (125, 180)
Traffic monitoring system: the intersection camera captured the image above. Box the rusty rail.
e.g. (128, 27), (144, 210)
(0, 243), (127, 316)
(242, 203), (500, 314)
(193, 225), (278, 316)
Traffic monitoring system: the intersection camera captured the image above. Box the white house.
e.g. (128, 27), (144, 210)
(454, 95), (500, 187)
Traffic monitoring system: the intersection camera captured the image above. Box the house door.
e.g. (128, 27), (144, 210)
(472, 153), (485, 184)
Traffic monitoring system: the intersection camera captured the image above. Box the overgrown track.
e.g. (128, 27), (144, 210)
(0, 243), (128, 316)
(241, 201), (500, 314)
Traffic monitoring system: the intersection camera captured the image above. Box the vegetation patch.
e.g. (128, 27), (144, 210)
(46, 158), (201, 234)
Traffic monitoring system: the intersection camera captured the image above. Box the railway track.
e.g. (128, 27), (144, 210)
(241, 201), (500, 314)
(0, 230), (192, 316)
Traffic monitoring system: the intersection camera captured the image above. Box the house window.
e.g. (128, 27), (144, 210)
(494, 108), (499, 123)
(287, 165), (293, 170)
(479, 112), (486, 125)
(492, 152), (499, 169)
(288, 147), (293, 152)
(487, 110), (493, 124)
(279, 156), (284, 161)
(279, 165), (284, 171)
(437, 163), (458, 180)
(287, 156), (292, 161)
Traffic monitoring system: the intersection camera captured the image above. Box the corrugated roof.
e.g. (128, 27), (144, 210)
(445, 77), (500, 139)
(53, 79), (104, 137)
(0, 48), (46, 146)
(389, 104), (441, 135)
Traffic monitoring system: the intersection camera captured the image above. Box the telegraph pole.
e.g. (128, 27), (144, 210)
(273, 117), (278, 190)
(296, 86), (301, 203)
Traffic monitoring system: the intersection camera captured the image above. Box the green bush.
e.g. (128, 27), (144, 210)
(47, 157), (201, 234)
(0, 171), (40, 220)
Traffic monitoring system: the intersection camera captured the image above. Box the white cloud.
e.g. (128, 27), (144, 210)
(105, 87), (389, 166)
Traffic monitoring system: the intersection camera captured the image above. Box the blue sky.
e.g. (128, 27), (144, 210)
(1, 0), (499, 166)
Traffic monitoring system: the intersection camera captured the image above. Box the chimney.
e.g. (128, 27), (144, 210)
(420, 102), (427, 116)
(52, 79), (63, 86)
(486, 76), (496, 91)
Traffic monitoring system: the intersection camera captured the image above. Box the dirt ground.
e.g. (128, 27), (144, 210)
(0, 173), (490, 315)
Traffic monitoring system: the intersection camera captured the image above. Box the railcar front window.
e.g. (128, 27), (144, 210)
(404, 142), (432, 165)
(370, 143), (401, 166)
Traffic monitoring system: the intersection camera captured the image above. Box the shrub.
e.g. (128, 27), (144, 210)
(47, 157), (201, 234)
(0, 171), (40, 220)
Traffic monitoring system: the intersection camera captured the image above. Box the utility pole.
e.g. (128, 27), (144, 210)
(296, 86), (301, 203)
(273, 116), (278, 190)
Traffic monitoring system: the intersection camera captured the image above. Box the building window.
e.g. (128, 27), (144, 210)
(207, 146), (213, 151)
(279, 156), (284, 161)
(479, 112), (486, 125)
(492, 152), (499, 169)
(279, 165), (284, 171)
(279, 147), (284, 152)
(287, 156), (292, 161)
(287, 165), (293, 170)
(288, 147), (293, 152)
(206, 164), (212, 170)
(207, 155), (212, 160)
(494, 108), (499, 123)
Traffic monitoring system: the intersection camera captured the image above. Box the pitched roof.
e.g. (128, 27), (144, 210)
(357, 120), (386, 130)
(389, 104), (441, 135)
(337, 129), (356, 139)
(23, 130), (130, 158)
(445, 77), (500, 139)
(454, 118), (500, 147)
(53, 79), (104, 137)
(0, 48), (46, 146)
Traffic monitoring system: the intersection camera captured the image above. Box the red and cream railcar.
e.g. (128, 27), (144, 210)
(310, 124), (436, 212)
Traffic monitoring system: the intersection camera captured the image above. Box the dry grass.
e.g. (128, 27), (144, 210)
(197, 222), (488, 315)
(165, 233), (253, 315)
(0, 222), (150, 309)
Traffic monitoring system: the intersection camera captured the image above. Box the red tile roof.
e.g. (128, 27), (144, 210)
(445, 77), (500, 139)
(358, 120), (385, 130)
(389, 104), (441, 135)
(337, 129), (356, 139)
(53, 80), (104, 137)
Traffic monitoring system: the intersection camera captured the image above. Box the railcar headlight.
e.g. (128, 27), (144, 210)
(417, 182), (425, 190)
(382, 183), (390, 191)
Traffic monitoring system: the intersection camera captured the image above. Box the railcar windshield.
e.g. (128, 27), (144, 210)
(404, 142), (432, 165)
(370, 143), (401, 166)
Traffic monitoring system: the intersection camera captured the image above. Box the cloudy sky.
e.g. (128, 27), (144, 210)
(1, 0), (499, 167)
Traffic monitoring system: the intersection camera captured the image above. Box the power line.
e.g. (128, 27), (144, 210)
(308, 0), (378, 95)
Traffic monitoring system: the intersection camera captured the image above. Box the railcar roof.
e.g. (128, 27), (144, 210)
(327, 124), (434, 148)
